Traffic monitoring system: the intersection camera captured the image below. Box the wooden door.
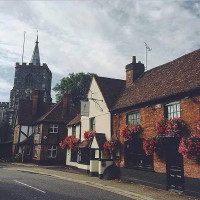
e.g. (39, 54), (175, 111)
(166, 138), (184, 191)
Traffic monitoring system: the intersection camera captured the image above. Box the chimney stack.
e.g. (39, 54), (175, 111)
(125, 56), (145, 87)
(62, 91), (72, 120)
(32, 90), (45, 116)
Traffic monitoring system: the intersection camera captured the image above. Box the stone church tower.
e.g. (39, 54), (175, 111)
(10, 35), (52, 109)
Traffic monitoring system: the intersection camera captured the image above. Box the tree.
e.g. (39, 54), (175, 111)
(53, 72), (96, 105)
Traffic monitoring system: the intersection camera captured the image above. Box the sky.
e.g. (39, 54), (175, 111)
(0, 0), (200, 103)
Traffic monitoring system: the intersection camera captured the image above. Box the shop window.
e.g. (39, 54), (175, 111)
(165, 101), (181, 120)
(78, 148), (90, 165)
(124, 138), (153, 170)
(71, 149), (78, 162)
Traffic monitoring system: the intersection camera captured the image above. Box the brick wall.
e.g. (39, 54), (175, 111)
(112, 96), (200, 178)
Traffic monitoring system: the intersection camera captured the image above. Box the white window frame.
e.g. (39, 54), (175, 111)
(165, 101), (181, 120)
(34, 145), (38, 158)
(127, 111), (140, 125)
(48, 145), (57, 158)
(72, 125), (76, 137)
(49, 124), (58, 134)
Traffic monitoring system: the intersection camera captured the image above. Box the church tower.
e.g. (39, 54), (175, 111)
(10, 34), (52, 110)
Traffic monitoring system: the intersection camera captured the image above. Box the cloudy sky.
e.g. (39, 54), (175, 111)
(0, 0), (200, 102)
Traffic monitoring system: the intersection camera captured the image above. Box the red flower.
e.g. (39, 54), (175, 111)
(143, 137), (164, 156)
(120, 124), (142, 141)
(103, 140), (119, 155)
(156, 118), (187, 138)
(84, 130), (96, 142)
(179, 134), (200, 159)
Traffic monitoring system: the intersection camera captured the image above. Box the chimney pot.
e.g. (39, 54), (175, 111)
(132, 56), (136, 63)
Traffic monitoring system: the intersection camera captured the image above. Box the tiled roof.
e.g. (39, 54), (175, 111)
(113, 49), (200, 111)
(67, 114), (81, 126)
(93, 133), (107, 149)
(17, 99), (53, 125)
(94, 76), (125, 110)
(35, 101), (78, 124)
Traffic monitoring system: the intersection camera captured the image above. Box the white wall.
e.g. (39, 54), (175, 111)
(81, 77), (111, 141)
(68, 124), (80, 138)
(66, 149), (78, 167)
(19, 125), (29, 142)
(66, 124), (80, 167)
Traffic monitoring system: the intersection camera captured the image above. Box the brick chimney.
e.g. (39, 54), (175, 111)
(32, 90), (45, 116)
(125, 56), (145, 87)
(62, 91), (72, 120)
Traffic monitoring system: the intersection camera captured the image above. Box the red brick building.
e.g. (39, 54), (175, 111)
(13, 90), (77, 164)
(111, 50), (200, 197)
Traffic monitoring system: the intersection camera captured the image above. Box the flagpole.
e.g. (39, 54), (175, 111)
(22, 31), (26, 64)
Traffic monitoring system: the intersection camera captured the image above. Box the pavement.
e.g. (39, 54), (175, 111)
(1, 162), (199, 200)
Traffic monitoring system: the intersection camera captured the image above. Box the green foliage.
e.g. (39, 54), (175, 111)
(53, 72), (96, 105)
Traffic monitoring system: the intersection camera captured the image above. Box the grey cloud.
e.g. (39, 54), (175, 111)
(0, 0), (200, 102)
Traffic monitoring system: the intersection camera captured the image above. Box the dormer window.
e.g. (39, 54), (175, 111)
(165, 101), (181, 120)
(49, 124), (58, 134)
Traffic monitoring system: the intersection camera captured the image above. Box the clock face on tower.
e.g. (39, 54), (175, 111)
(25, 88), (32, 95)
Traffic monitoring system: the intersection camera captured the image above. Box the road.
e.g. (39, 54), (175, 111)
(0, 166), (132, 200)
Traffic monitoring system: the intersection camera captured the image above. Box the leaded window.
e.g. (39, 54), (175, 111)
(127, 111), (140, 125)
(165, 102), (181, 120)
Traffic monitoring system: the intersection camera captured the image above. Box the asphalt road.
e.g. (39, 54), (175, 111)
(0, 166), (132, 200)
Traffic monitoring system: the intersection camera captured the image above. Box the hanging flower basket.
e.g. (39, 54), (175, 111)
(143, 136), (165, 157)
(178, 134), (200, 160)
(156, 118), (188, 138)
(103, 140), (120, 155)
(196, 119), (200, 131)
(120, 124), (142, 141)
(66, 136), (80, 149)
(59, 141), (67, 150)
(84, 130), (96, 142)
(59, 136), (80, 150)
